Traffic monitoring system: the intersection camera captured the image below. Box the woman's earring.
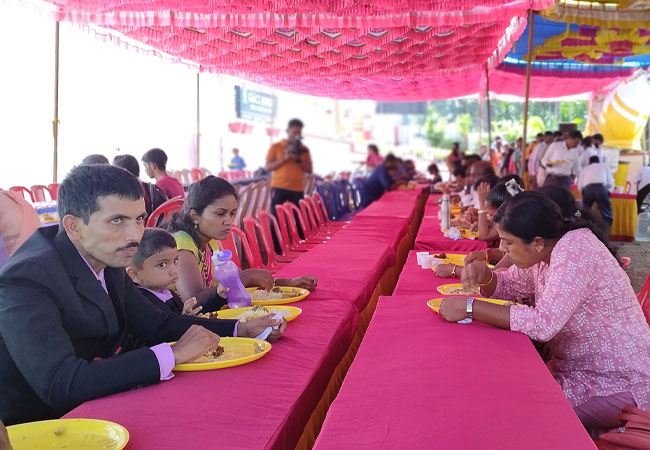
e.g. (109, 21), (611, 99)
(194, 222), (199, 229)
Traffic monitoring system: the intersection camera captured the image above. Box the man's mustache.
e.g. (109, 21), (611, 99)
(117, 242), (139, 251)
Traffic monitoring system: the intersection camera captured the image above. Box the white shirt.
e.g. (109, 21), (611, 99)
(577, 162), (614, 191)
(541, 141), (581, 177)
(634, 166), (650, 192)
(579, 146), (599, 168)
(528, 142), (549, 175)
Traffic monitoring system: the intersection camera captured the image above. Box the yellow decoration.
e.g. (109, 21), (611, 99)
(540, 0), (650, 28)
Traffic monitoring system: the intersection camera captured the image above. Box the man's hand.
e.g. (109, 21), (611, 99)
(280, 275), (318, 291)
(237, 315), (287, 342)
(182, 297), (202, 316)
(170, 325), (221, 365)
(477, 181), (491, 207)
(240, 269), (275, 291)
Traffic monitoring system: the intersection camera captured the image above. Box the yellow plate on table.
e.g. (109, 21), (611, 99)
(7, 419), (129, 450)
(247, 286), (310, 305)
(441, 229), (479, 239)
(427, 297), (515, 313)
(215, 305), (302, 322)
(436, 283), (481, 296)
(173, 337), (271, 372)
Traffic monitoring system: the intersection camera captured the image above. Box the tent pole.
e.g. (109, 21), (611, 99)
(521, 9), (535, 179)
(485, 65), (491, 149)
(478, 96), (483, 147)
(196, 72), (200, 168)
(53, 21), (60, 183)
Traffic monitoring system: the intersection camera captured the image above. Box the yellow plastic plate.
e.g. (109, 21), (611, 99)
(7, 419), (129, 450)
(172, 337), (271, 371)
(430, 253), (494, 268)
(247, 286), (310, 305)
(427, 297), (515, 313)
(436, 283), (481, 296)
(215, 305), (302, 322)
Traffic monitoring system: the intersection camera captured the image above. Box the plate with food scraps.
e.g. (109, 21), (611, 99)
(205, 305), (302, 322)
(172, 337), (271, 371)
(431, 253), (494, 268)
(427, 297), (516, 313)
(436, 283), (481, 296)
(7, 419), (129, 450)
(247, 286), (310, 305)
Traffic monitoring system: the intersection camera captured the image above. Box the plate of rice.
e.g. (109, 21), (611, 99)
(213, 305), (302, 322)
(246, 286), (310, 305)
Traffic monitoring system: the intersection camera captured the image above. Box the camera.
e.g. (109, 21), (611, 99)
(285, 136), (305, 157)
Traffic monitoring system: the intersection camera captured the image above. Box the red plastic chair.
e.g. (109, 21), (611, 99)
(191, 168), (204, 182)
(274, 205), (317, 251)
(243, 217), (293, 273)
(220, 231), (241, 269)
(146, 197), (184, 227)
(47, 183), (59, 201)
(10, 186), (34, 203)
(301, 198), (341, 236)
(281, 203), (325, 245)
(620, 256), (631, 271)
(222, 225), (260, 269)
(257, 209), (306, 256)
(638, 269), (650, 327)
(30, 185), (51, 202)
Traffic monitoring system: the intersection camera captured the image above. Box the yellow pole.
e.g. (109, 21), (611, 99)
(53, 22), (60, 183)
(521, 10), (535, 179)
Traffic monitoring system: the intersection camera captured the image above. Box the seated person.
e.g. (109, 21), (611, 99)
(162, 176), (317, 309)
(427, 163), (442, 185)
(113, 154), (168, 216)
(363, 154), (405, 206)
(81, 154), (109, 165)
(0, 165), (284, 425)
(127, 228), (204, 316)
(0, 190), (42, 258)
(439, 191), (650, 431)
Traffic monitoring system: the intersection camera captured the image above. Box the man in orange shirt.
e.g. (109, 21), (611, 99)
(265, 119), (313, 246)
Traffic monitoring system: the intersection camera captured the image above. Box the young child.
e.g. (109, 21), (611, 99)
(127, 228), (205, 315)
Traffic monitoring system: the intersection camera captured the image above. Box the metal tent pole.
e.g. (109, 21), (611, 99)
(521, 10), (535, 179)
(53, 22), (60, 183)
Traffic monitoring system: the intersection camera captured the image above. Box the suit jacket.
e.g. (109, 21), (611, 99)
(138, 287), (184, 314)
(0, 227), (237, 424)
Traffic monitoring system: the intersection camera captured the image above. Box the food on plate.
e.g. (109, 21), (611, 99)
(251, 287), (299, 301)
(433, 253), (447, 259)
(238, 305), (277, 322)
(193, 345), (225, 363)
(446, 286), (480, 296)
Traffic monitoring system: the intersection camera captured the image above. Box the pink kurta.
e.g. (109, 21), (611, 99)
(493, 228), (650, 410)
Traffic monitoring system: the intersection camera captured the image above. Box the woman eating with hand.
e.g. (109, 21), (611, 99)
(163, 176), (317, 311)
(438, 191), (650, 431)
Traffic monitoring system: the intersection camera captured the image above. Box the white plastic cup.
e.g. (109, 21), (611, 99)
(416, 252), (429, 266)
(421, 255), (436, 269)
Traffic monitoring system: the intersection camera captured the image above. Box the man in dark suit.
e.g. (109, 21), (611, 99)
(0, 165), (285, 425)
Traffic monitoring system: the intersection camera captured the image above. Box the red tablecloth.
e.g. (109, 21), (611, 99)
(66, 297), (358, 450)
(394, 250), (460, 296)
(313, 294), (595, 450)
(423, 194), (443, 217)
(325, 216), (409, 252)
(274, 243), (395, 312)
(414, 216), (488, 253)
(355, 190), (421, 224)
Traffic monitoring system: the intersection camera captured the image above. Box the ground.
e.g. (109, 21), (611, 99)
(617, 241), (650, 292)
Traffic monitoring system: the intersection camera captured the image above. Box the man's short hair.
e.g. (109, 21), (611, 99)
(544, 131), (554, 137)
(58, 164), (144, 225)
(569, 130), (583, 140)
(384, 154), (398, 164)
(471, 161), (495, 178)
(536, 133), (544, 138)
(592, 133), (604, 142)
(81, 154), (109, 165)
(113, 154), (140, 177)
(553, 131), (563, 138)
(131, 228), (177, 269)
(463, 154), (482, 163)
(142, 148), (168, 171)
(589, 155), (600, 164)
(287, 118), (304, 129)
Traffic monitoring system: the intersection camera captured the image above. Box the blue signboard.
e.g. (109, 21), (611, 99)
(235, 86), (277, 123)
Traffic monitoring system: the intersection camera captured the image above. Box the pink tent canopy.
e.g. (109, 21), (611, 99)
(43, 0), (555, 100)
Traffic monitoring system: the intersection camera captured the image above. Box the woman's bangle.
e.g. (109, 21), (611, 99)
(479, 270), (494, 286)
(451, 265), (457, 278)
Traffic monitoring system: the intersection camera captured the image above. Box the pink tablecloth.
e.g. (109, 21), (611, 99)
(325, 216), (409, 252)
(355, 190), (421, 224)
(313, 294), (595, 450)
(66, 297), (358, 450)
(414, 216), (488, 253)
(394, 250), (460, 296)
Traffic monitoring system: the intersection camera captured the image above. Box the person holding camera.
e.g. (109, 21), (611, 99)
(265, 119), (313, 240)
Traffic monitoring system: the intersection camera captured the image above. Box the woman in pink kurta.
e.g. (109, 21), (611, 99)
(439, 191), (650, 430)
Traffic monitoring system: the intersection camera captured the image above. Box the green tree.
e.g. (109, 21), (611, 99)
(458, 113), (472, 151)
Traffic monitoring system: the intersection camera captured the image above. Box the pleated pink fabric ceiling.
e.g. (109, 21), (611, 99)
(44, 0), (555, 100)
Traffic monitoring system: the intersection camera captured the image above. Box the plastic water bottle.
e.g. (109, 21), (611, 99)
(212, 250), (252, 308)
(440, 194), (451, 231)
(636, 211), (650, 242)
(0, 237), (8, 271)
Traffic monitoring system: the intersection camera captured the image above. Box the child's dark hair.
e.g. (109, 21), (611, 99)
(162, 176), (238, 244)
(486, 182), (511, 210)
(473, 174), (498, 190)
(132, 228), (177, 269)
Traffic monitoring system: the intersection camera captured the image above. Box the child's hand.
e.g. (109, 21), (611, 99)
(217, 284), (229, 298)
(289, 275), (318, 291)
(182, 297), (202, 316)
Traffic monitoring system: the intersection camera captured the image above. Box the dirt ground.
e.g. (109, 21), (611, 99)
(616, 241), (650, 293)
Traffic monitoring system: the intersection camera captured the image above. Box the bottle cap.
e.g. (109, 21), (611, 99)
(212, 250), (232, 265)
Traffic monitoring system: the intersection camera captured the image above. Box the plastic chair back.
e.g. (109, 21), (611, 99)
(313, 192), (333, 223)
(229, 225), (261, 269)
(244, 217), (283, 269)
(47, 183), (59, 200)
(620, 256), (631, 271)
(258, 209), (289, 255)
(30, 185), (50, 202)
(275, 204), (299, 247)
(146, 197), (184, 227)
(9, 186), (34, 203)
(284, 202), (312, 238)
(220, 231), (242, 268)
(191, 168), (204, 182)
(299, 199), (319, 232)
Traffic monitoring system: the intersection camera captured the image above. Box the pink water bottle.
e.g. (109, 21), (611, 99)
(212, 250), (252, 308)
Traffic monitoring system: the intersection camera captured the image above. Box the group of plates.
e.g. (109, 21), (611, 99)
(6, 286), (313, 449)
